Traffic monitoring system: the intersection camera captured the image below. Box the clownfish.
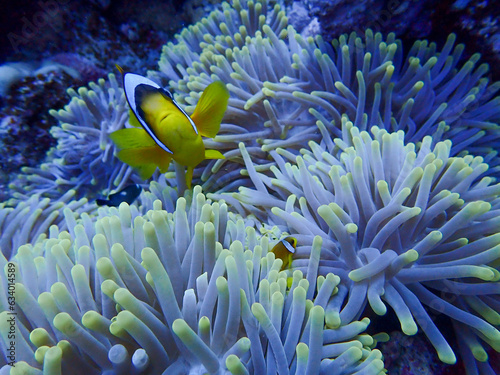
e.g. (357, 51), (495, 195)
(270, 236), (297, 271)
(95, 184), (142, 207)
(110, 67), (229, 188)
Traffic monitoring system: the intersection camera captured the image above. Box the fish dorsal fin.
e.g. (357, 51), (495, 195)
(123, 73), (173, 154)
(191, 81), (229, 138)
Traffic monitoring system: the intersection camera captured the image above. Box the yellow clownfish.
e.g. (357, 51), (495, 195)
(270, 236), (297, 271)
(110, 69), (229, 188)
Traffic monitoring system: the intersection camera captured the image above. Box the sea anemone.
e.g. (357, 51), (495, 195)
(0, 186), (385, 374)
(274, 30), (500, 174)
(219, 121), (500, 374)
(0, 190), (92, 260)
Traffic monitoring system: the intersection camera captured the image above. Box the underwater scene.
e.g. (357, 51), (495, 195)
(1, 0), (500, 374)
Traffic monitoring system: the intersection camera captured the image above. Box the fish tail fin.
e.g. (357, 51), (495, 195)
(115, 64), (124, 75)
(191, 81), (229, 138)
(204, 149), (225, 160)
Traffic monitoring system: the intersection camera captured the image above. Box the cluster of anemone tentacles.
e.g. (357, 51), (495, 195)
(1, 186), (385, 374)
(1, 0), (500, 374)
(211, 118), (500, 375)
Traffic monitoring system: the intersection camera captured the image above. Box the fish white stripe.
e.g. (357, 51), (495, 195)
(282, 239), (296, 253)
(123, 73), (173, 154)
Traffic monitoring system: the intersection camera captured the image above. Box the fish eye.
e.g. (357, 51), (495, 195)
(285, 236), (297, 248)
(281, 238), (296, 253)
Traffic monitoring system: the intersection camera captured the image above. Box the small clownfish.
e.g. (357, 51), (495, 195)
(270, 236), (297, 271)
(95, 184), (142, 207)
(110, 67), (229, 188)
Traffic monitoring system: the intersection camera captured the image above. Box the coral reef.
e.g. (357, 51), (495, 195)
(445, 0), (500, 82)
(217, 120), (500, 374)
(2, 0), (167, 71)
(379, 331), (463, 375)
(0, 69), (83, 201)
(302, 0), (432, 40)
(0, 187), (385, 374)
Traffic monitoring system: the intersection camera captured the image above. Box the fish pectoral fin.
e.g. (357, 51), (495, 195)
(158, 155), (172, 174)
(186, 166), (194, 189)
(116, 146), (162, 179)
(116, 146), (161, 165)
(135, 164), (158, 180)
(204, 149), (225, 160)
(128, 109), (142, 127)
(110, 128), (156, 149)
(191, 81), (229, 138)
